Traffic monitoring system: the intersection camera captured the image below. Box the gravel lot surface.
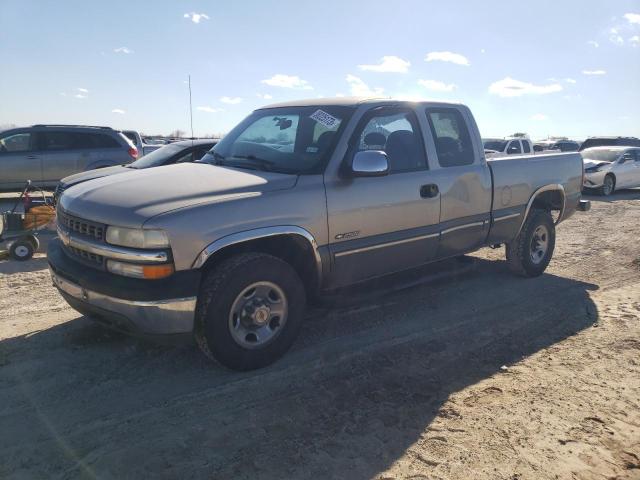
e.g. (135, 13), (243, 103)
(1, 191), (639, 480)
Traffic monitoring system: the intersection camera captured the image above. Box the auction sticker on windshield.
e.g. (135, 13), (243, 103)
(310, 109), (340, 129)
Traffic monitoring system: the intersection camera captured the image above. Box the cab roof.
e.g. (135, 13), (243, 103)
(258, 96), (464, 109)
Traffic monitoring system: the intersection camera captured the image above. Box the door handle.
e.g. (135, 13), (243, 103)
(420, 184), (439, 198)
(26, 155), (38, 159)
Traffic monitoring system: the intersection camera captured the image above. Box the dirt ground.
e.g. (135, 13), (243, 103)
(1, 191), (639, 480)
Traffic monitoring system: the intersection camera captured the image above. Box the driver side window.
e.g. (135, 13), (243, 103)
(351, 109), (427, 173)
(621, 152), (634, 163)
(0, 132), (33, 153)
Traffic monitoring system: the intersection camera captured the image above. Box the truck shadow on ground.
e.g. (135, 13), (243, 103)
(0, 256), (599, 479)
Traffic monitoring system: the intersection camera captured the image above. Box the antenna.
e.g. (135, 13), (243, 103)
(188, 74), (194, 145)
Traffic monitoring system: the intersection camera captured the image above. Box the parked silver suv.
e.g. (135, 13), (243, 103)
(0, 125), (138, 190)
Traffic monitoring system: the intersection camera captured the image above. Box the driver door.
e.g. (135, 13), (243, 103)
(616, 151), (637, 188)
(324, 107), (441, 287)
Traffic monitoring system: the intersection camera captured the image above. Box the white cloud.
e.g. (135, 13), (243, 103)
(111, 109), (126, 114)
(77, 87), (88, 93)
(623, 13), (640, 24)
(335, 93), (345, 97)
(630, 35), (640, 47)
(587, 40), (600, 48)
(358, 55), (410, 73)
(114, 47), (133, 54)
(480, 48), (486, 54)
(183, 12), (210, 23)
(59, 92), (66, 97)
(220, 96), (242, 104)
(565, 78), (577, 84)
(345, 74), (383, 96)
(609, 28), (624, 45)
(582, 69), (606, 75)
(74, 94), (87, 99)
(256, 93), (273, 100)
(531, 114), (548, 121)
(488, 77), (562, 97)
(417, 79), (457, 92)
(261, 74), (312, 90)
(196, 106), (223, 113)
(425, 51), (470, 66)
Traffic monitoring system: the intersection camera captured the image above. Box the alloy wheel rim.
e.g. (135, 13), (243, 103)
(530, 225), (549, 265)
(228, 281), (288, 349)
(15, 245), (30, 258)
(603, 177), (613, 195)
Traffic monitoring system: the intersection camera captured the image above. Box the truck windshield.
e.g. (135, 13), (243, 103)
(483, 140), (507, 151)
(207, 106), (354, 174)
(580, 149), (621, 162)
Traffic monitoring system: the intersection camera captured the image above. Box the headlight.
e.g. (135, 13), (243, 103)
(106, 227), (169, 249)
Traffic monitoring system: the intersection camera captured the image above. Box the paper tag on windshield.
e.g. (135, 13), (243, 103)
(310, 109), (340, 129)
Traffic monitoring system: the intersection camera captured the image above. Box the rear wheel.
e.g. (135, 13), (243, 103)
(9, 239), (35, 261)
(195, 252), (306, 371)
(599, 174), (615, 196)
(506, 209), (555, 277)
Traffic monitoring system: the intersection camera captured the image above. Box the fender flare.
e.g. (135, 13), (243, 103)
(515, 184), (566, 237)
(191, 226), (323, 284)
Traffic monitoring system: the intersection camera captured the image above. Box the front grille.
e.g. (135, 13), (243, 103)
(69, 246), (105, 267)
(58, 210), (105, 241)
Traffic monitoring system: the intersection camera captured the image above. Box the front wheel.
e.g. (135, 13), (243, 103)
(506, 209), (556, 277)
(195, 252), (306, 371)
(599, 174), (615, 196)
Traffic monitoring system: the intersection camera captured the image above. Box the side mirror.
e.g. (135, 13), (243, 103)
(351, 150), (389, 177)
(620, 154), (633, 163)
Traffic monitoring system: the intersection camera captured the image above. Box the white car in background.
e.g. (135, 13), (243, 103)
(483, 137), (534, 158)
(122, 130), (162, 157)
(582, 147), (640, 196)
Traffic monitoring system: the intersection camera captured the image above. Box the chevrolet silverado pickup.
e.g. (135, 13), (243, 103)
(48, 98), (590, 370)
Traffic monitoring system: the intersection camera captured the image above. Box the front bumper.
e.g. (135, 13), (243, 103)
(48, 237), (200, 339)
(583, 171), (606, 189)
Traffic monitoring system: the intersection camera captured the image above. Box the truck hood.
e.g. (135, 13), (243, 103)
(59, 163), (298, 228)
(61, 165), (131, 188)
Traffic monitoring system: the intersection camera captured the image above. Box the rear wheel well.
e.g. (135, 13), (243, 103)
(531, 189), (564, 215)
(199, 235), (320, 298)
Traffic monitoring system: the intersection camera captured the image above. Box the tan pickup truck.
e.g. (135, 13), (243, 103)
(48, 98), (590, 370)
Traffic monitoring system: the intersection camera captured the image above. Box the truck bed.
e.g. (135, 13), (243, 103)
(486, 152), (583, 244)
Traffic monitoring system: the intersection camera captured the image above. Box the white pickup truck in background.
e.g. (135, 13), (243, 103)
(483, 137), (534, 158)
(122, 130), (162, 157)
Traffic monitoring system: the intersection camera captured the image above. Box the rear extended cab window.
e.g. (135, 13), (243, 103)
(507, 140), (522, 154)
(425, 108), (474, 167)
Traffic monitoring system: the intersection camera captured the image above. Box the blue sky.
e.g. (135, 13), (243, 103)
(1, 0), (639, 140)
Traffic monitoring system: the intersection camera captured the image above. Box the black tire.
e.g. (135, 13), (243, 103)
(9, 239), (35, 261)
(599, 174), (615, 196)
(195, 252), (306, 371)
(506, 209), (555, 277)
